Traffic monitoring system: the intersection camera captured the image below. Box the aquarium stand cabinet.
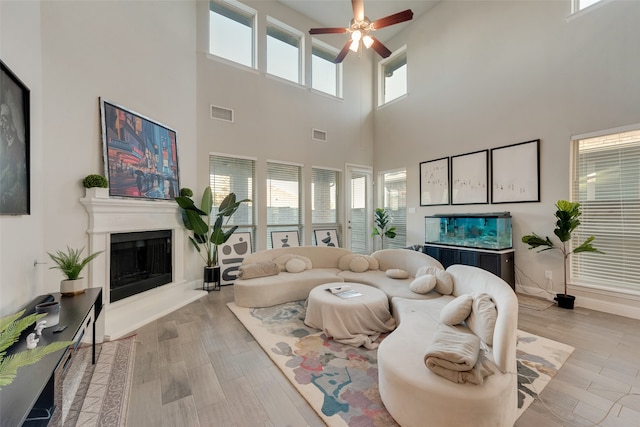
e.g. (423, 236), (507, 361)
(423, 244), (515, 290)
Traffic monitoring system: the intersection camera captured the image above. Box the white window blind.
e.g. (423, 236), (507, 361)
(267, 162), (302, 248)
(382, 170), (407, 249)
(571, 129), (640, 291)
(312, 168), (340, 244)
(209, 155), (255, 248)
(350, 173), (369, 254)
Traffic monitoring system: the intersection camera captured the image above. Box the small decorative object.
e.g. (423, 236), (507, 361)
(372, 208), (396, 250)
(26, 333), (39, 349)
(175, 187), (250, 291)
(35, 301), (60, 328)
(47, 246), (103, 296)
(82, 174), (108, 188)
(0, 309), (73, 388)
(522, 200), (603, 309)
(35, 320), (47, 335)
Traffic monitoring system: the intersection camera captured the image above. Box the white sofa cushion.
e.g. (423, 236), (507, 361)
(466, 293), (498, 346)
(440, 294), (473, 325)
(418, 266), (454, 295)
(350, 256), (370, 272)
(409, 274), (436, 294)
(386, 268), (409, 279)
(273, 253), (312, 271)
(238, 261), (280, 279)
(285, 258), (307, 273)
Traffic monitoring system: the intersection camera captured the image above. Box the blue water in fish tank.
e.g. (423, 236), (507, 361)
(425, 213), (512, 250)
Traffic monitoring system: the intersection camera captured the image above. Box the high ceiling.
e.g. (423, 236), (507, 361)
(278, 0), (440, 42)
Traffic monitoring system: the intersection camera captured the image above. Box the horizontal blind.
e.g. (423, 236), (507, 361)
(267, 162), (302, 248)
(572, 129), (640, 291)
(312, 168), (340, 245)
(209, 155), (255, 248)
(382, 170), (407, 249)
(350, 172), (368, 254)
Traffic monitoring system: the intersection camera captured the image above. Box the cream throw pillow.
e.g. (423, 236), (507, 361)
(419, 266), (454, 295)
(409, 274), (436, 294)
(238, 261), (280, 279)
(273, 254), (312, 271)
(466, 293), (498, 345)
(349, 256), (370, 273)
(440, 294), (473, 325)
(386, 269), (409, 279)
(338, 254), (360, 270)
(285, 258), (306, 273)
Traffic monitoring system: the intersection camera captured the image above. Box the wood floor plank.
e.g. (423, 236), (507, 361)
(160, 361), (193, 405)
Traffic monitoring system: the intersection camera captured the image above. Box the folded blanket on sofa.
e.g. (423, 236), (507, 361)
(424, 326), (495, 385)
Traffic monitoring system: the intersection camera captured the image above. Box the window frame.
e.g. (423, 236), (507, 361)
(377, 168), (407, 250)
(311, 167), (342, 244)
(266, 160), (304, 248)
(208, 0), (257, 69)
(266, 16), (304, 85)
(311, 39), (343, 98)
(378, 45), (408, 107)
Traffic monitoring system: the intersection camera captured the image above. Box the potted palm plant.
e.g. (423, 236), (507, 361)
(521, 200), (603, 309)
(372, 208), (397, 250)
(48, 246), (103, 296)
(175, 187), (249, 291)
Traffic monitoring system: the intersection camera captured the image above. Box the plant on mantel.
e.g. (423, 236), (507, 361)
(521, 200), (603, 309)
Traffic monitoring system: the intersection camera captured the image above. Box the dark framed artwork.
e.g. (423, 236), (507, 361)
(314, 229), (339, 247)
(271, 230), (300, 248)
(100, 98), (179, 200)
(219, 231), (253, 285)
(0, 60), (30, 215)
(491, 139), (540, 203)
(451, 150), (489, 205)
(420, 157), (449, 206)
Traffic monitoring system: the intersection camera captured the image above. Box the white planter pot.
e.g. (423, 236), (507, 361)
(85, 187), (109, 198)
(61, 278), (86, 296)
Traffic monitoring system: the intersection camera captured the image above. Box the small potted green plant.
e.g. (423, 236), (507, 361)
(82, 174), (109, 198)
(372, 208), (397, 250)
(175, 187), (250, 291)
(521, 200), (603, 309)
(48, 246), (103, 296)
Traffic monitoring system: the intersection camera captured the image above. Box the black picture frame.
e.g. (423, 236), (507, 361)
(314, 229), (339, 247)
(419, 157), (449, 206)
(0, 60), (30, 215)
(100, 98), (180, 200)
(271, 230), (300, 248)
(450, 149), (489, 205)
(491, 139), (540, 203)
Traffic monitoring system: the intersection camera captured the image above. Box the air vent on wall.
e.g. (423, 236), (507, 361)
(312, 128), (327, 142)
(210, 105), (234, 122)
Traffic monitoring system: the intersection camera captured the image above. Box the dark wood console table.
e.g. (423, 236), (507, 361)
(0, 287), (103, 427)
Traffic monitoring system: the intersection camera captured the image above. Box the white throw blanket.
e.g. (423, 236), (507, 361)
(424, 326), (495, 385)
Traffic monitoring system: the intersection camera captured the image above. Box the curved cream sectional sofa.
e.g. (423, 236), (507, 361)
(233, 247), (518, 427)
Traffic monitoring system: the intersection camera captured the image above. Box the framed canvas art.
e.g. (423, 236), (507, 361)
(420, 157), (449, 206)
(451, 150), (489, 205)
(271, 230), (300, 248)
(100, 98), (179, 200)
(314, 229), (339, 247)
(491, 139), (540, 203)
(0, 60), (30, 215)
(218, 231), (253, 285)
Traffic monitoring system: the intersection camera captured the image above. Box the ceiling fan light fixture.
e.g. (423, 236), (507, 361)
(362, 35), (374, 49)
(349, 39), (360, 53)
(351, 29), (362, 42)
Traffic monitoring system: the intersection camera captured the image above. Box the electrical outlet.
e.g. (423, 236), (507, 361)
(544, 270), (552, 280)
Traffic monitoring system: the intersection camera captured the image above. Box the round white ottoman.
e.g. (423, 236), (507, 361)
(304, 282), (396, 349)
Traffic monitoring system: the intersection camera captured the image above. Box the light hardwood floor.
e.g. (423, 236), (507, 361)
(126, 286), (640, 426)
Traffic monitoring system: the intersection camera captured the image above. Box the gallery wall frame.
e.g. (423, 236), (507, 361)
(100, 98), (180, 200)
(420, 157), (449, 206)
(491, 139), (540, 204)
(219, 231), (253, 285)
(271, 230), (300, 248)
(314, 228), (339, 247)
(0, 59), (30, 215)
(450, 149), (489, 205)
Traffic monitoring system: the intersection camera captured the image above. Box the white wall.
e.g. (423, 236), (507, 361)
(374, 1), (640, 315)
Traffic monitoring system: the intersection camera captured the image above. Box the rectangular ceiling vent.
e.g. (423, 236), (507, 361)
(312, 128), (328, 142)
(211, 105), (234, 122)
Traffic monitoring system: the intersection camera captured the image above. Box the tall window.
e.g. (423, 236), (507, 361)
(267, 162), (302, 248)
(379, 47), (407, 106)
(266, 18), (303, 84)
(571, 128), (640, 291)
(380, 170), (407, 249)
(209, 154), (256, 248)
(573, 0), (604, 13)
(312, 168), (340, 243)
(312, 42), (341, 97)
(209, 1), (255, 68)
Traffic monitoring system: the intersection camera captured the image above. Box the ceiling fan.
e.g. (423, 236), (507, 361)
(309, 0), (413, 63)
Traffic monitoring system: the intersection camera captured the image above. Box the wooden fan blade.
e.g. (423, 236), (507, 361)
(371, 9), (413, 30)
(369, 36), (392, 58)
(352, 0), (365, 22)
(309, 27), (348, 35)
(334, 40), (352, 63)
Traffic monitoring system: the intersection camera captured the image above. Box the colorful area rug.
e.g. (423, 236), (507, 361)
(227, 300), (574, 426)
(50, 336), (136, 427)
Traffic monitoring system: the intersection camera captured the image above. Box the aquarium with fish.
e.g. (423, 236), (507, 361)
(424, 212), (512, 250)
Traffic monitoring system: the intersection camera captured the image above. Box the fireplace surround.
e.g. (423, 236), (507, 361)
(81, 190), (205, 339)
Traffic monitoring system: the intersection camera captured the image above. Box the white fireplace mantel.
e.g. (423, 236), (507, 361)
(81, 192), (205, 339)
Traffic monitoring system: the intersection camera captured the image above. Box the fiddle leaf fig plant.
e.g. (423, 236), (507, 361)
(175, 187), (250, 267)
(372, 208), (397, 250)
(521, 200), (603, 296)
